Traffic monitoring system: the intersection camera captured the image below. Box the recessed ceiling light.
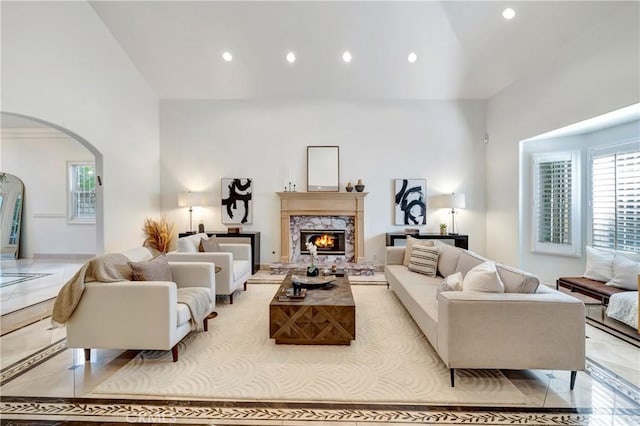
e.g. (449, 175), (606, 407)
(502, 8), (516, 20)
(408, 52), (417, 63)
(342, 51), (352, 63)
(286, 51), (296, 63)
(222, 51), (233, 62)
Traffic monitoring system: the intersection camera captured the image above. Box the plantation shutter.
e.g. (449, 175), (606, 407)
(536, 157), (572, 245)
(592, 147), (640, 253)
(69, 163), (96, 222)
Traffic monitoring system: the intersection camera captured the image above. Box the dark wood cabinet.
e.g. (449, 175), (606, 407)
(385, 233), (469, 250)
(179, 231), (261, 274)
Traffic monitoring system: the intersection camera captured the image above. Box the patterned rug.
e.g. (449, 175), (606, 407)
(91, 284), (527, 405)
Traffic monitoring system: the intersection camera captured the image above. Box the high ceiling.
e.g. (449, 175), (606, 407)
(85, 1), (636, 100)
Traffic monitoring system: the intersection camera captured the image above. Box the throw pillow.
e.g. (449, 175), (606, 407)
(199, 237), (220, 252)
(605, 255), (640, 290)
(403, 236), (435, 266)
(462, 261), (505, 293)
(583, 246), (615, 282)
(407, 244), (440, 277)
(129, 254), (173, 282)
(436, 272), (464, 302)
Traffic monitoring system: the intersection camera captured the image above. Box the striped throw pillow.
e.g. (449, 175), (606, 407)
(408, 244), (440, 277)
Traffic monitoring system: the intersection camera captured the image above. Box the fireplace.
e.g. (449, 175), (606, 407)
(277, 191), (367, 263)
(300, 230), (346, 255)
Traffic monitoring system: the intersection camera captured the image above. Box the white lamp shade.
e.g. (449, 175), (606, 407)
(432, 193), (466, 209)
(177, 191), (212, 207)
(448, 193), (466, 209)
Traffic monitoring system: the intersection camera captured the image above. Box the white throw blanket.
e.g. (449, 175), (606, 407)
(177, 287), (213, 330)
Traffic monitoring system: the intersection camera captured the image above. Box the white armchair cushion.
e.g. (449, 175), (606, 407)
(176, 303), (192, 326)
(177, 233), (209, 253)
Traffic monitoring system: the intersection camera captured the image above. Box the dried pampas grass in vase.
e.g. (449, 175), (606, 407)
(143, 215), (175, 254)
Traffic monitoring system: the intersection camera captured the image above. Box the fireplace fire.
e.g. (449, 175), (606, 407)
(300, 230), (346, 255)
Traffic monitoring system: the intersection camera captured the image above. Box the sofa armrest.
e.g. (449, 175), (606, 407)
(66, 281), (179, 349)
(169, 261), (215, 294)
(436, 289), (585, 371)
(218, 243), (251, 263)
(385, 247), (405, 266)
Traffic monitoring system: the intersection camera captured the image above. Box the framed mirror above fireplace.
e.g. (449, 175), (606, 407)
(307, 146), (339, 192)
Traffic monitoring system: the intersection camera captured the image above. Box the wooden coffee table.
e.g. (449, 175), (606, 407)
(269, 274), (355, 345)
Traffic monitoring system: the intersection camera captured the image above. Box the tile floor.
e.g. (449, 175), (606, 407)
(1, 260), (639, 424)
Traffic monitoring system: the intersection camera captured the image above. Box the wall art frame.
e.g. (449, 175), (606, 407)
(221, 178), (253, 225)
(394, 178), (427, 226)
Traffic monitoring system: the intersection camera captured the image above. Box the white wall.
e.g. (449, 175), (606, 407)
(519, 120), (640, 285)
(486, 7), (639, 271)
(1, 129), (96, 257)
(160, 100), (487, 266)
(1, 1), (160, 253)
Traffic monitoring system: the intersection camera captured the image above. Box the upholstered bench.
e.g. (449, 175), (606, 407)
(556, 276), (627, 305)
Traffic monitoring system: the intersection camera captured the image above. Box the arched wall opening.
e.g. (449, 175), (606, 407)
(0, 111), (104, 257)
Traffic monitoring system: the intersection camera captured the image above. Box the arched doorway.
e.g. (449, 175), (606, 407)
(0, 111), (104, 257)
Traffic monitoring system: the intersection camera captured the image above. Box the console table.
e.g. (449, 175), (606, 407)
(179, 231), (261, 274)
(385, 233), (469, 250)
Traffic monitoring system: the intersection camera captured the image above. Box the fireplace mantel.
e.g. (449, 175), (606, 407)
(277, 192), (367, 263)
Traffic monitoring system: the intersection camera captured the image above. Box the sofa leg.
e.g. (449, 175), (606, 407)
(450, 368), (455, 387)
(171, 345), (178, 362)
(84, 348), (91, 362)
(244, 281), (247, 291)
(570, 371), (577, 390)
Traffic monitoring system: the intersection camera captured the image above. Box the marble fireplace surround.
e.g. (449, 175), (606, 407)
(277, 192), (367, 264)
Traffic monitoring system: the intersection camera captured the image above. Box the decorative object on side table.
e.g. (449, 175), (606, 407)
(440, 224), (447, 235)
(345, 182), (354, 192)
(355, 178), (365, 192)
(306, 241), (319, 276)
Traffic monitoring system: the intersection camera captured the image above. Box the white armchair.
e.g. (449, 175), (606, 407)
(65, 248), (216, 362)
(167, 233), (252, 304)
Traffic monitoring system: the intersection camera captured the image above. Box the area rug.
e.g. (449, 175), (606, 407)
(91, 284), (527, 405)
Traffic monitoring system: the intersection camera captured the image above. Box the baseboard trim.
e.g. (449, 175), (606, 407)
(32, 253), (94, 261)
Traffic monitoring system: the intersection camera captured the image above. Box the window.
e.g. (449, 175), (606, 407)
(590, 141), (640, 253)
(532, 151), (581, 256)
(68, 162), (96, 223)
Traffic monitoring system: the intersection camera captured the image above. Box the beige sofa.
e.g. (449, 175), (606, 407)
(167, 233), (251, 303)
(385, 241), (586, 389)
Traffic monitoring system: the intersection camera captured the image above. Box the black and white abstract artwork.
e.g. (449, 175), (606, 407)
(221, 178), (253, 224)
(394, 179), (427, 225)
